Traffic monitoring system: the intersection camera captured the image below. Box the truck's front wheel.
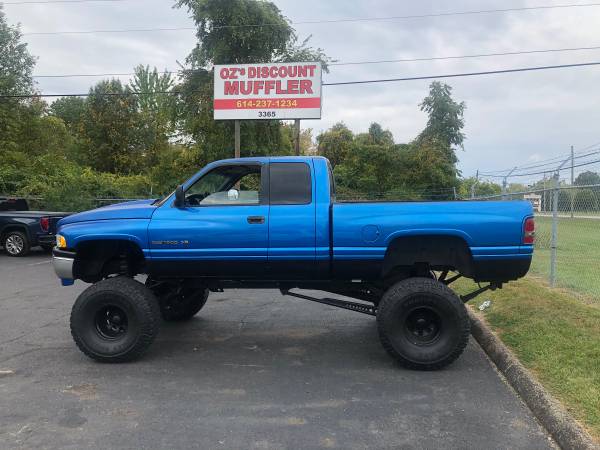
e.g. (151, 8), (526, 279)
(377, 277), (470, 370)
(70, 277), (160, 362)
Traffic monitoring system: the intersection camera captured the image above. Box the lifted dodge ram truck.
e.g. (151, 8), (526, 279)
(52, 156), (534, 370)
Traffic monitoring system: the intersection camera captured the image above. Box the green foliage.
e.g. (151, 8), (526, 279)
(50, 96), (86, 129)
(316, 122), (354, 168)
(419, 81), (466, 150)
(175, 0), (293, 66)
(459, 177), (502, 198)
(575, 171), (600, 186)
(0, 7), (35, 96)
(79, 79), (144, 174)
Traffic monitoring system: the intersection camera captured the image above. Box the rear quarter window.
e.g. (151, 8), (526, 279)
(269, 162), (312, 205)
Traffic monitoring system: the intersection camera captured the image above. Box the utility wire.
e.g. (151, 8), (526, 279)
(18, 2), (600, 35)
(5, 60), (600, 99)
(331, 45), (600, 66)
(320, 61), (600, 86)
(2, 0), (129, 4)
(481, 158), (600, 178)
(30, 45), (600, 79)
(479, 147), (600, 175)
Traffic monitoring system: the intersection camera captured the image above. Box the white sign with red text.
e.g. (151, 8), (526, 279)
(213, 62), (322, 120)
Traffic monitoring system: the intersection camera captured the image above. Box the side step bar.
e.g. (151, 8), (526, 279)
(280, 289), (376, 316)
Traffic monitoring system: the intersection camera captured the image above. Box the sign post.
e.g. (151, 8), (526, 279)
(214, 62), (322, 156)
(234, 120), (240, 159)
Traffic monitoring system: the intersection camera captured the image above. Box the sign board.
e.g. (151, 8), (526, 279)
(213, 62), (322, 120)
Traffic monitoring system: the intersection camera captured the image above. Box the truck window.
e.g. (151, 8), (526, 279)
(184, 164), (263, 206)
(269, 162), (312, 205)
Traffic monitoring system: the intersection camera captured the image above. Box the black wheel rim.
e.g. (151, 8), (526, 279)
(404, 306), (442, 345)
(94, 305), (129, 340)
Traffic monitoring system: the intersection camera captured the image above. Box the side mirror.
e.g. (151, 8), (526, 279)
(174, 185), (185, 207)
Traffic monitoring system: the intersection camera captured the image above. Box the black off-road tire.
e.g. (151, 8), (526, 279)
(3, 231), (30, 257)
(377, 277), (470, 371)
(70, 277), (160, 362)
(146, 279), (209, 322)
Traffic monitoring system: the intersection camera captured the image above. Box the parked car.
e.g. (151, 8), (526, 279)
(52, 156), (534, 369)
(1, 201), (70, 256)
(0, 196), (30, 212)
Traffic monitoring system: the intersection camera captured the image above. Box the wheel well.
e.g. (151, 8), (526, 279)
(1, 225), (29, 242)
(382, 235), (473, 282)
(74, 240), (145, 283)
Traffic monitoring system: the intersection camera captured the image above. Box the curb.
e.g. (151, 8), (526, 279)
(468, 308), (599, 450)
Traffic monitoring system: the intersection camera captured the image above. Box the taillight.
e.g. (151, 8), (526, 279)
(523, 217), (535, 244)
(40, 217), (50, 232)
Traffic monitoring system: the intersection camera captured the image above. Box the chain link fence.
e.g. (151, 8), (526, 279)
(474, 184), (600, 302)
(5, 183), (599, 302)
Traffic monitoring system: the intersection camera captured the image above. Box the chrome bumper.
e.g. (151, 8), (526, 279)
(53, 255), (74, 279)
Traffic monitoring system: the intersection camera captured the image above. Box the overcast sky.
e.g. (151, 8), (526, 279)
(4, 0), (600, 184)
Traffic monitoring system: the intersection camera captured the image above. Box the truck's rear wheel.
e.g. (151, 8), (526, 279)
(146, 278), (209, 321)
(70, 277), (160, 362)
(377, 277), (470, 370)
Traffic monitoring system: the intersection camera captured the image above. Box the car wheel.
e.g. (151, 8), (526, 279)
(70, 277), (160, 362)
(377, 277), (470, 370)
(3, 231), (30, 257)
(146, 278), (209, 321)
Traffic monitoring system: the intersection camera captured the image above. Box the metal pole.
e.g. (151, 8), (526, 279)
(543, 172), (547, 212)
(550, 171), (559, 287)
(471, 170), (478, 199)
(294, 119), (301, 156)
(502, 167), (517, 200)
(570, 145), (574, 218)
(234, 120), (241, 158)
(453, 187), (457, 200)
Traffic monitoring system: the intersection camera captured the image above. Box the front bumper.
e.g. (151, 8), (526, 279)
(52, 248), (75, 281)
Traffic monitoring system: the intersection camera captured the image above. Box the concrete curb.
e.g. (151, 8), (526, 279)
(468, 308), (599, 450)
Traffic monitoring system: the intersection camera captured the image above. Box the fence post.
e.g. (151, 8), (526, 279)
(550, 173), (559, 287)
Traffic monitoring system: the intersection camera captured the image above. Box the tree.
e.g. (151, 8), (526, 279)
(129, 65), (178, 167)
(355, 123), (394, 146)
(0, 6), (37, 152)
(50, 96), (86, 129)
(575, 171), (600, 186)
(402, 138), (460, 199)
(80, 80), (143, 174)
(418, 81), (466, 151)
(316, 122), (354, 168)
(459, 177), (501, 198)
(174, 0), (331, 161)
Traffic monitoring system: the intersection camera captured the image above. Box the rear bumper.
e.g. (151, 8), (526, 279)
(52, 248), (76, 280)
(472, 257), (532, 283)
(37, 233), (56, 246)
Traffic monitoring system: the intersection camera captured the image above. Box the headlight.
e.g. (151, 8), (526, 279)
(56, 234), (67, 249)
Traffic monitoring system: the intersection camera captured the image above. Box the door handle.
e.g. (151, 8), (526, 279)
(247, 216), (265, 224)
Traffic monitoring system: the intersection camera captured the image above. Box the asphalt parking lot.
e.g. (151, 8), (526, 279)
(0, 250), (555, 450)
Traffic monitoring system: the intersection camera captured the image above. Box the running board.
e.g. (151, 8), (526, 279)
(280, 289), (377, 316)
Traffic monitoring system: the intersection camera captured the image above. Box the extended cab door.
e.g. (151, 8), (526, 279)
(268, 161), (317, 278)
(148, 162), (269, 278)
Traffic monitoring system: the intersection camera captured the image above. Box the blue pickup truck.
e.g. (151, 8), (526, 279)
(52, 156), (534, 369)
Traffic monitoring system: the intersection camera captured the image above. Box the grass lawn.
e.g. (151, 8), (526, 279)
(530, 216), (600, 302)
(455, 277), (600, 441)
